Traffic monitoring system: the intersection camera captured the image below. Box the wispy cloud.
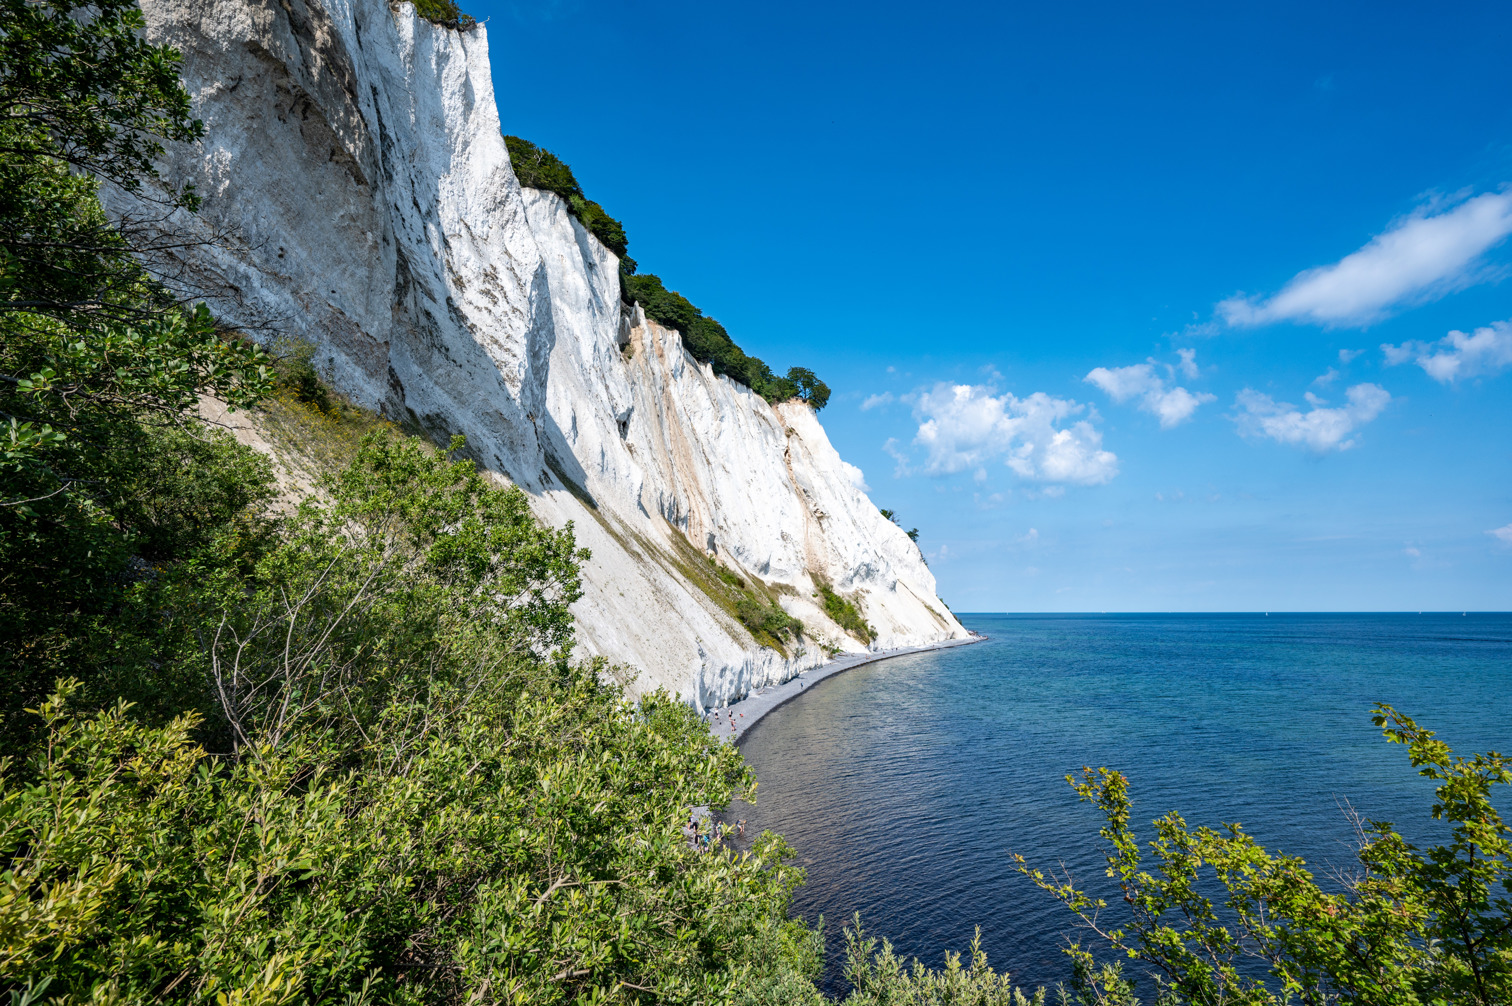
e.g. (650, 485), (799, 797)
(1176, 348), (1200, 378)
(860, 392), (895, 411)
(1382, 319), (1512, 383)
(1085, 351), (1215, 428)
(906, 383), (1118, 485)
(1218, 190), (1512, 327)
(1488, 523), (1512, 545)
(1234, 383), (1391, 451)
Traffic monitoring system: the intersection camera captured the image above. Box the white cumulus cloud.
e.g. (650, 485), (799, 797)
(1382, 319), (1512, 383)
(1085, 352), (1215, 428)
(1218, 190), (1512, 327)
(909, 383), (1118, 485)
(1234, 383), (1391, 452)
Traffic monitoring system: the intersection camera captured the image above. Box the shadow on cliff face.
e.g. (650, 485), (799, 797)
(540, 410), (598, 512)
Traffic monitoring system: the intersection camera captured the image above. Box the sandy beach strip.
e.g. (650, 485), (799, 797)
(706, 634), (985, 745)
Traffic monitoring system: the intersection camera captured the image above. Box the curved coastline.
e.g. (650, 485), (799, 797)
(707, 634), (986, 744)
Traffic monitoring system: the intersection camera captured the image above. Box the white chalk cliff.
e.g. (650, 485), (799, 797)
(119, 0), (967, 708)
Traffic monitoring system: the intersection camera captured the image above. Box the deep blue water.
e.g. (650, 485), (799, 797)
(728, 613), (1512, 994)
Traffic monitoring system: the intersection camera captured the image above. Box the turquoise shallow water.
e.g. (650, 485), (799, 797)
(730, 613), (1512, 994)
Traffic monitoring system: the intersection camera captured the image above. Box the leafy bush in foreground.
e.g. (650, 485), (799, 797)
(1019, 707), (1512, 1006)
(844, 919), (1047, 1006)
(0, 431), (817, 1004)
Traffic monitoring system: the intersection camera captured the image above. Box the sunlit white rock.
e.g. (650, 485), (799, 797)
(117, 0), (967, 709)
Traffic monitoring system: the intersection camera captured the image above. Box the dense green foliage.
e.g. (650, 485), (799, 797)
(815, 579), (876, 645)
(0, 0), (272, 747)
(409, 0), (475, 30)
(503, 136), (627, 257)
(1018, 707), (1512, 1006)
(0, 432), (830, 1004)
(843, 920), (1048, 1006)
(736, 594), (804, 644)
(502, 135), (830, 409)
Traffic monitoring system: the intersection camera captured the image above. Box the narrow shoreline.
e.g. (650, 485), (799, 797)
(707, 633), (986, 745)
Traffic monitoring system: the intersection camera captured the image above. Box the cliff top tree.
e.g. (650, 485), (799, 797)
(504, 134), (831, 409)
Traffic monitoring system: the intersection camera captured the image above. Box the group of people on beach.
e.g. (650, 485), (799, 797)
(683, 816), (745, 851)
(709, 707), (745, 734)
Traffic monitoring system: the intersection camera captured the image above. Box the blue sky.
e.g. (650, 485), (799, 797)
(479, 0), (1512, 611)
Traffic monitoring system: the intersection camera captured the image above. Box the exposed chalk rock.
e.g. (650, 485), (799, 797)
(112, 0), (967, 709)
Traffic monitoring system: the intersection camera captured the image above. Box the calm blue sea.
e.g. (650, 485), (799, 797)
(729, 613), (1512, 994)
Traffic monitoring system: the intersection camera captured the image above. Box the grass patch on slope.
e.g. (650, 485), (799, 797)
(815, 577), (876, 645)
(254, 340), (402, 475)
(664, 528), (803, 656)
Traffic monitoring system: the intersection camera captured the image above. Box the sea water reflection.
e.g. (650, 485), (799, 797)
(727, 613), (1512, 995)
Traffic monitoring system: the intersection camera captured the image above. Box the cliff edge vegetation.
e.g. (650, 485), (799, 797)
(504, 134), (831, 410)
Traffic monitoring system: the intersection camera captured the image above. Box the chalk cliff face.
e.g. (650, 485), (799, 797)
(121, 0), (967, 707)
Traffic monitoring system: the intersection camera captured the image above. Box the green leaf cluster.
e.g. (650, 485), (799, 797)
(503, 136), (628, 257)
(1018, 706), (1512, 1006)
(502, 135), (830, 409)
(0, 0), (204, 201)
(621, 273), (831, 408)
(408, 0), (476, 30)
(843, 916), (1049, 1006)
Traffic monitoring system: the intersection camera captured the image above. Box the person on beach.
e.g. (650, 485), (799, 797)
(737, 819), (745, 838)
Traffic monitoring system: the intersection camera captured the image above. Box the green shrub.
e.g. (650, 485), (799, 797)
(713, 561), (748, 589)
(1020, 707), (1512, 1006)
(409, 0), (475, 29)
(736, 595), (804, 643)
(504, 135), (628, 256)
(270, 336), (330, 412)
(843, 917), (1046, 1006)
(623, 272), (830, 408)
(815, 579), (875, 644)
